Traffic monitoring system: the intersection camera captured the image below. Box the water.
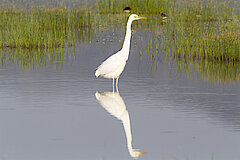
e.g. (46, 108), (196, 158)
(0, 15), (240, 160)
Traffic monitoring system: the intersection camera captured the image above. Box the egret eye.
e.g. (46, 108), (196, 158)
(134, 16), (137, 18)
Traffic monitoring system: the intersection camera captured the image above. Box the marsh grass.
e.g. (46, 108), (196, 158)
(98, 0), (238, 20)
(172, 0), (237, 22)
(0, 8), (94, 49)
(160, 16), (240, 63)
(98, 0), (167, 14)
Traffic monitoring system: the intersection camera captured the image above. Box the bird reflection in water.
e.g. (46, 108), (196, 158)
(95, 91), (146, 158)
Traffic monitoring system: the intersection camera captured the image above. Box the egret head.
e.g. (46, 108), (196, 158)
(129, 14), (147, 21)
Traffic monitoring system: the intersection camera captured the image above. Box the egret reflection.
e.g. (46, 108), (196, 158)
(95, 91), (146, 158)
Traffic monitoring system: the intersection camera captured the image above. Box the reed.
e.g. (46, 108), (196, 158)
(160, 14), (240, 63)
(98, 0), (167, 14)
(0, 7), (95, 49)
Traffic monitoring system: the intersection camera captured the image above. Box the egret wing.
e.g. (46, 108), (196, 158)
(96, 52), (124, 76)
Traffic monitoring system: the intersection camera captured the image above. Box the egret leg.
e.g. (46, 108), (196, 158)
(116, 77), (119, 92)
(112, 78), (115, 92)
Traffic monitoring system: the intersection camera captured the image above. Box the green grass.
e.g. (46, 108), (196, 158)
(98, 0), (168, 14)
(170, 0), (236, 21)
(0, 8), (94, 49)
(160, 15), (240, 63)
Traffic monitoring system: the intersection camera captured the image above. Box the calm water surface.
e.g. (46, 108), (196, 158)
(0, 30), (240, 160)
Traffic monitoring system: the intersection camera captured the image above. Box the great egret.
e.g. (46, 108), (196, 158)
(95, 14), (147, 91)
(95, 91), (146, 158)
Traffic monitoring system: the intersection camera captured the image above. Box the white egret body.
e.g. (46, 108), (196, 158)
(95, 14), (146, 90)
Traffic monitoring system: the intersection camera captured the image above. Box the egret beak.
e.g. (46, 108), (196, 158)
(137, 16), (147, 19)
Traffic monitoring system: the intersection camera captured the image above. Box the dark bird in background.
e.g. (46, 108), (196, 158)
(161, 12), (167, 19)
(123, 6), (131, 12)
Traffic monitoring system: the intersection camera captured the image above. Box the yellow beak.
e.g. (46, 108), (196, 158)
(137, 16), (147, 19)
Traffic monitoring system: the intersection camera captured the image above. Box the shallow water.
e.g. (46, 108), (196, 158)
(0, 26), (240, 160)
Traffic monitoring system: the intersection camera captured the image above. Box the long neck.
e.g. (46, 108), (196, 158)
(121, 19), (132, 61)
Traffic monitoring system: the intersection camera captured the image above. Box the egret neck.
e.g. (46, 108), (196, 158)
(121, 18), (133, 61)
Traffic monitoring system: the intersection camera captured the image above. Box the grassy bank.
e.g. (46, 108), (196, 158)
(161, 16), (240, 63)
(98, 0), (167, 14)
(0, 8), (94, 49)
(98, 0), (239, 19)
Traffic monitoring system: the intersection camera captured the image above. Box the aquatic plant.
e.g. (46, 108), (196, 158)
(0, 8), (95, 49)
(161, 15), (240, 63)
(98, 0), (167, 14)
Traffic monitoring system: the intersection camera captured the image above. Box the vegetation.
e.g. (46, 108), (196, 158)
(0, 8), (94, 49)
(161, 16), (240, 63)
(98, 0), (167, 14)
